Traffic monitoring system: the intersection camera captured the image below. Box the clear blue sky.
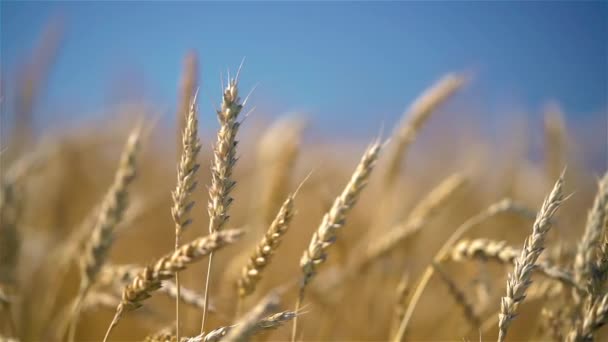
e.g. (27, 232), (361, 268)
(1, 1), (606, 137)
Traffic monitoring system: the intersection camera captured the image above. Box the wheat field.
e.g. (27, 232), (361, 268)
(1, 17), (607, 342)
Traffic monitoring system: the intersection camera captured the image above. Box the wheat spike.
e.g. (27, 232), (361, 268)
(567, 294), (608, 342)
(292, 141), (381, 341)
(103, 229), (243, 342)
(383, 74), (466, 188)
(202, 67), (246, 333)
(498, 171), (566, 342)
(237, 192), (296, 298)
(172, 87), (201, 341)
(573, 172), (608, 294)
(223, 291), (280, 342)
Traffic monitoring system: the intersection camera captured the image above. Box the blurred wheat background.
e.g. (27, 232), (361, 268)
(1, 2), (607, 342)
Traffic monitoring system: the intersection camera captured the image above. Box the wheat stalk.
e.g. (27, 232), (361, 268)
(172, 89), (201, 340)
(573, 172), (608, 295)
(202, 64), (246, 333)
(498, 171), (566, 342)
(103, 229), (243, 342)
(292, 140), (381, 341)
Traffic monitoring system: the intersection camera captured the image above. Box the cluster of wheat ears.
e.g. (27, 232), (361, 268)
(1, 32), (607, 342)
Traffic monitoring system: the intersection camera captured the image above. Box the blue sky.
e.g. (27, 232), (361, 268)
(1, 1), (607, 137)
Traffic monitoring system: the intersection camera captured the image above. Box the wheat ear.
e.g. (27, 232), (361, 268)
(433, 262), (480, 328)
(498, 171), (566, 342)
(567, 294), (608, 342)
(450, 238), (578, 289)
(223, 291), (280, 342)
(573, 172), (608, 294)
(292, 140), (381, 341)
(237, 193), (297, 299)
(186, 310), (296, 342)
(172, 90), (201, 340)
(103, 229), (243, 342)
(202, 65), (245, 333)
(362, 173), (465, 268)
(382, 74), (466, 188)
(66, 124), (141, 342)
(98, 264), (216, 313)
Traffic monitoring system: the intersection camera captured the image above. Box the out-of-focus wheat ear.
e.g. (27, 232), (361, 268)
(144, 323), (177, 342)
(103, 229), (243, 342)
(360, 173), (466, 270)
(12, 16), (63, 154)
(202, 64), (246, 333)
(0, 179), (22, 337)
(293, 140), (381, 341)
(389, 271), (410, 337)
(433, 262), (480, 329)
(543, 102), (567, 181)
(567, 294), (608, 342)
(177, 51), (199, 143)
(498, 171), (567, 342)
(237, 174), (309, 301)
(382, 74), (467, 189)
(574, 172), (608, 295)
(65, 123), (142, 342)
(172, 88), (201, 341)
(255, 116), (306, 227)
(223, 291), (280, 342)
